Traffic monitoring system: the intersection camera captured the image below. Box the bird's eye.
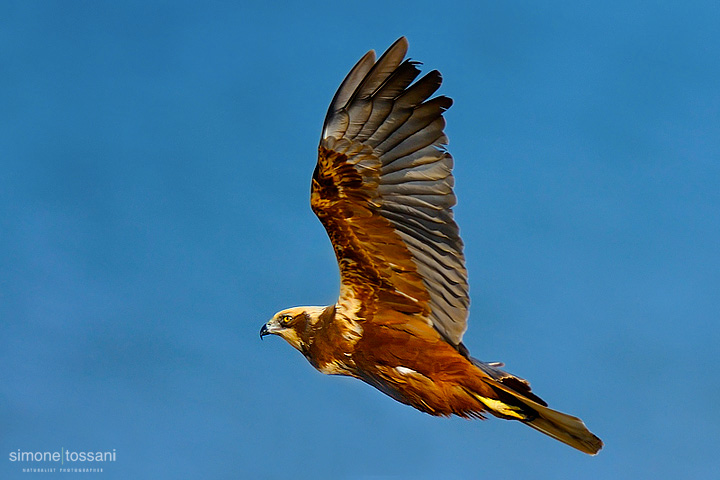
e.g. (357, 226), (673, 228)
(279, 314), (293, 325)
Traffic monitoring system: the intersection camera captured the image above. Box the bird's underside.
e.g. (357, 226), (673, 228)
(260, 37), (603, 455)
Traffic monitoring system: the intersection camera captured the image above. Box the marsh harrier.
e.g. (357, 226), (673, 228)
(260, 37), (603, 455)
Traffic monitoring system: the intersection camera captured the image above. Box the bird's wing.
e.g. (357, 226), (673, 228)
(311, 37), (469, 346)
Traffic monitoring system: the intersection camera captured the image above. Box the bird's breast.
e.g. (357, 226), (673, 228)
(304, 310), (362, 377)
(315, 356), (356, 376)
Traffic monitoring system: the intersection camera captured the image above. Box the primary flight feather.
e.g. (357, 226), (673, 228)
(260, 37), (603, 455)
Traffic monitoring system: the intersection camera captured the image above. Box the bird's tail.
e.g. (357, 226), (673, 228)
(472, 360), (603, 455)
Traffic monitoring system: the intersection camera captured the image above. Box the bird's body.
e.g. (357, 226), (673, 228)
(261, 37), (603, 455)
(314, 306), (506, 419)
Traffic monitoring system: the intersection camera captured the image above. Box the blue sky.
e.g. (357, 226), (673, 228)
(2, 1), (719, 478)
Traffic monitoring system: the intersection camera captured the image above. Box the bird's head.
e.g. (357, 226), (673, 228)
(260, 306), (328, 352)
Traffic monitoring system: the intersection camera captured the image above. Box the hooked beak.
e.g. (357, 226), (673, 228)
(260, 319), (281, 340)
(259, 323), (270, 340)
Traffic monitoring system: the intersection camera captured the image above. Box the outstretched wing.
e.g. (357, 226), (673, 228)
(311, 37), (469, 346)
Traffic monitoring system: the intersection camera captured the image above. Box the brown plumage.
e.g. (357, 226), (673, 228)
(260, 37), (603, 455)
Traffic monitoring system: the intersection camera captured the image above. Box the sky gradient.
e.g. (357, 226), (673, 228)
(2, 1), (719, 478)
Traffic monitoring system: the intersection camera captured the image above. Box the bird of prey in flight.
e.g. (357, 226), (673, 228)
(260, 37), (603, 455)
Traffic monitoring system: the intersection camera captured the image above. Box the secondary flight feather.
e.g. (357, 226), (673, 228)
(260, 37), (603, 455)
